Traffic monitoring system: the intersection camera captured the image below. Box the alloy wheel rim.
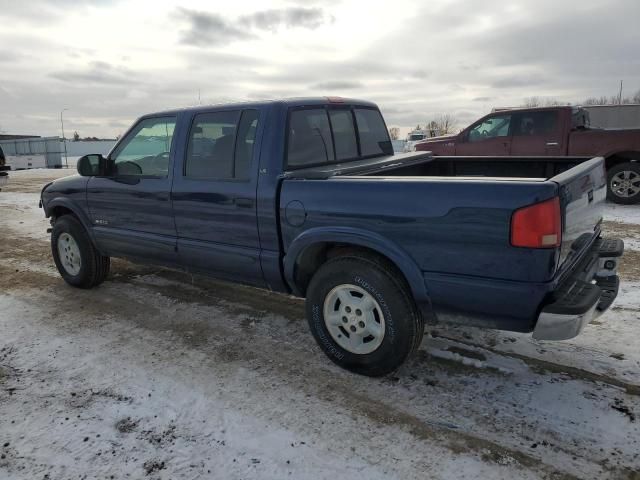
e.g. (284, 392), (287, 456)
(611, 170), (640, 198)
(57, 232), (82, 276)
(323, 284), (386, 354)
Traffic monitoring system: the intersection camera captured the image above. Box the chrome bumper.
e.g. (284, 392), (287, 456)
(533, 238), (623, 341)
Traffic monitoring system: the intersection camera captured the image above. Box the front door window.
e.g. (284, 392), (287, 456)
(111, 117), (177, 176)
(468, 115), (511, 142)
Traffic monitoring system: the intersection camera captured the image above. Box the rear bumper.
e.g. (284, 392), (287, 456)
(533, 238), (623, 340)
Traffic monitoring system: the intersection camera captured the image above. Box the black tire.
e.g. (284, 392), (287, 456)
(51, 215), (110, 288)
(305, 253), (424, 376)
(607, 162), (640, 205)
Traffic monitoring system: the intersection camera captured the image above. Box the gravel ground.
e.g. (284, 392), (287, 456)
(1, 169), (639, 479)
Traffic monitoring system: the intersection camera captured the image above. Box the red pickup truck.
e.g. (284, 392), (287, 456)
(415, 106), (640, 204)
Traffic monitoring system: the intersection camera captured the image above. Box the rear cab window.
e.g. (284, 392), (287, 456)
(354, 108), (392, 157)
(286, 105), (392, 169)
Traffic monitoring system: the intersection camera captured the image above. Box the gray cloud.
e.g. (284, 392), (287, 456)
(0, 52), (20, 63)
(177, 6), (333, 47)
(49, 61), (138, 86)
(240, 7), (332, 31)
(177, 8), (254, 46)
(0, 0), (114, 24)
(490, 75), (544, 89)
(1, 0), (640, 138)
(311, 80), (364, 90)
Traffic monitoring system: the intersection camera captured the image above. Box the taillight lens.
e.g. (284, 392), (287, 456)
(511, 197), (562, 248)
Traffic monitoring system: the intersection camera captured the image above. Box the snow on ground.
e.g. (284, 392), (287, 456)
(603, 203), (640, 225)
(1, 170), (640, 479)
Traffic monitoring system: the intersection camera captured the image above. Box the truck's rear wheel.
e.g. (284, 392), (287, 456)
(305, 254), (424, 376)
(607, 162), (640, 204)
(51, 215), (110, 288)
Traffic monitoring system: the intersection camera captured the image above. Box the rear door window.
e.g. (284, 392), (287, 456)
(287, 109), (335, 168)
(185, 110), (241, 179)
(354, 108), (393, 156)
(234, 109), (259, 180)
(513, 111), (558, 136)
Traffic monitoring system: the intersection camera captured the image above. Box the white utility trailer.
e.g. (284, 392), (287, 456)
(0, 136), (62, 170)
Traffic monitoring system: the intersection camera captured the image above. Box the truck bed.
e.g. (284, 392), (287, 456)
(280, 154), (606, 332)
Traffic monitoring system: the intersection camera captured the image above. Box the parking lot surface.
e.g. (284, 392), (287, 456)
(1, 169), (639, 479)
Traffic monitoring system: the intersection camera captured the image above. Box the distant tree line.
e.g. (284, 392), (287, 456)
(71, 131), (114, 142)
(523, 88), (640, 108)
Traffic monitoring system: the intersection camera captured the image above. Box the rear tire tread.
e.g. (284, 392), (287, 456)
(306, 252), (424, 377)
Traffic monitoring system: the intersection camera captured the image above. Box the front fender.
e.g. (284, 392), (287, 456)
(44, 197), (96, 243)
(283, 226), (433, 317)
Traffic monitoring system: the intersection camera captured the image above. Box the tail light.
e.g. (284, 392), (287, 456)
(511, 197), (562, 248)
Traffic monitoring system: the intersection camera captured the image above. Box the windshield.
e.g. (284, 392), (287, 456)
(409, 134), (426, 141)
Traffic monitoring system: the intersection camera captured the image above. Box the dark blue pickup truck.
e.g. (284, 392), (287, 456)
(40, 97), (624, 376)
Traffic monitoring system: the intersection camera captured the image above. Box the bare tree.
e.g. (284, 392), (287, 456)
(424, 114), (458, 137)
(583, 96), (610, 106)
(388, 127), (400, 141)
(577, 95), (632, 105)
(435, 114), (458, 135)
(544, 98), (565, 106)
(426, 121), (439, 137)
(523, 96), (542, 108)
(634, 89), (640, 104)
(522, 96), (567, 107)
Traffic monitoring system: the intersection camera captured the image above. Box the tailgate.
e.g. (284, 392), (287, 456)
(551, 157), (606, 277)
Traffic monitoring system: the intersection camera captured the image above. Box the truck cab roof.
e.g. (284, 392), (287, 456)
(143, 97), (380, 119)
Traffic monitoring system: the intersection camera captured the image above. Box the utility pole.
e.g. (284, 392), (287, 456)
(619, 80), (623, 104)
(60, 108), (69, 168)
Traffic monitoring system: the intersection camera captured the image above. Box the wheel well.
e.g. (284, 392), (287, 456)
(49, 206), (75, 221)
(293, 242), (408, 297)
(605, 152), (640, 170)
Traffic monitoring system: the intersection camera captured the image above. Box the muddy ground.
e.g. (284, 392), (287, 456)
(1, 169), (639, 479)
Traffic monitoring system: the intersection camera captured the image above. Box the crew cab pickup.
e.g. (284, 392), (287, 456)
(40, 98), (624, 376)
(415, 106), (640, 204)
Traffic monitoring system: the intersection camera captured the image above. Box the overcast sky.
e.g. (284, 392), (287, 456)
(0, 0), (639, 138)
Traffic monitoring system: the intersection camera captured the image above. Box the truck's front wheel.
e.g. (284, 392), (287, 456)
(305, 254), (424, 376)
(51, 215), (110, 289)
(607, 162), (640, 204)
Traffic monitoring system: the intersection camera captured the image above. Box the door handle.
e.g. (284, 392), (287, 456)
(235, 198), (254, 208)
(546, 142), (559, 146)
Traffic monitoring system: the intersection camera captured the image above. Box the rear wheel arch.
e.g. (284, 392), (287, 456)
(605, 152), (640, 170)
(285, 231), (433, 318)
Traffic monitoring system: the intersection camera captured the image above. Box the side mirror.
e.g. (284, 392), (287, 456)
(77, 154), (106, 176)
